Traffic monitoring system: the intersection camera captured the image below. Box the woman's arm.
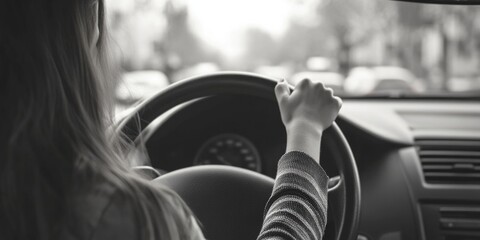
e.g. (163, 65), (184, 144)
(277, 78), (342, 163)
(257, 78), (342, 240)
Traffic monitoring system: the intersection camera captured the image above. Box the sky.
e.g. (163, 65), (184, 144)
(107, 0), (295, 34)
(188, 0), (293, 58)
(107, 0), (319, 58)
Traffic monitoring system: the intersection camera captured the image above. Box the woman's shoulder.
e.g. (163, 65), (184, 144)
(61, 180), (138, 240)
(88, 183), (140, 240)
(61, 176), (204, 240)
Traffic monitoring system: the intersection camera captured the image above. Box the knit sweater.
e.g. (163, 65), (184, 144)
(258, 151), (328, 240)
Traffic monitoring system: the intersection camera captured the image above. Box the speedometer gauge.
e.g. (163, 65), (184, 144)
(194, 134), (261, 172)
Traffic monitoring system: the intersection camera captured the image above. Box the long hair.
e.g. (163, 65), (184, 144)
(0, 0), (196, 239)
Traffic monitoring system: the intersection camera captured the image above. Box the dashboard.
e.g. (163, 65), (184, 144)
(142, 95), (480, 240)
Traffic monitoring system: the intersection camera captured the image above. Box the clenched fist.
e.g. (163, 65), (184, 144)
(275, 78), (342, 162)
(275, 78), (342, 133)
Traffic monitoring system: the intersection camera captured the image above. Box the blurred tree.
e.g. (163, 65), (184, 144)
(400, 3), (480, 90)
(395, 2), (426, 80)
(274, 21), (328, 69)
(317, 0), (393, 74)
(241, 28), (278, 70)
(160, 0), (218, 77)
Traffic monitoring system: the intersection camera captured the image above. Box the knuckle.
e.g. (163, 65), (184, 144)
(302, 78), (312, 86)
(274, 84), (283, 92)
(314, 82), (323, 90)
(334, 97), (343, 107)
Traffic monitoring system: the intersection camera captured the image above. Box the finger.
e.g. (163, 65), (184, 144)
(275, 80), (290, 105)
(314, 82), (326, 89)
(314, 82), (325, 90)
(297, 78), (311, 90)
(333, 96), (343, 109)
(276, 78), (290, 94)
(325, 87), (334, 96)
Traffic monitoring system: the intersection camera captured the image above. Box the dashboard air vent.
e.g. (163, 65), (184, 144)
(415, 138), (480, 184)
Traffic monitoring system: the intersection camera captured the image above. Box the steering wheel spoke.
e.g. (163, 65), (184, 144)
(328, 175), (342, 193)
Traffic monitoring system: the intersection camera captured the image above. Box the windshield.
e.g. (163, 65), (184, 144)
(106, 0), (480, 107)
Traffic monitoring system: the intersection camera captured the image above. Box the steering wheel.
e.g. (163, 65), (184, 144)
(118, 72), (360, 240)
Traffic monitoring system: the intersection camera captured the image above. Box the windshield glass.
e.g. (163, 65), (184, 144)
(106, 0), (480, 108)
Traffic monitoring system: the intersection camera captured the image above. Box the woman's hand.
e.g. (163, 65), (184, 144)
(275, 78), (342, 133)
(275, 78), (342, 162)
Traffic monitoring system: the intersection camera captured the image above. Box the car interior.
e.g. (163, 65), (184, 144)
(110, 0), (480, 239)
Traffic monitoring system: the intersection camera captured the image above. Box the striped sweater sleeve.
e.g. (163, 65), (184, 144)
(257, 151), (329, 240)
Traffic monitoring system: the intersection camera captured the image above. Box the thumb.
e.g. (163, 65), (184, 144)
(275, 79), (290, 107)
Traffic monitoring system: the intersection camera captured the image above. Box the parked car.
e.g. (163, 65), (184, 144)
(344, 66), (422, 95)
(116, 70), (170, 105)
(290, 71), (345, 94)
(254, 65), (293, 80)
(171, 62), (220, 82)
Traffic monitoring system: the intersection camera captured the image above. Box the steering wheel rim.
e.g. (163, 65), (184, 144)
(118, 72), (361, 240)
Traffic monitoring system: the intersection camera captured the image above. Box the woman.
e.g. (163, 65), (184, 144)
(0, 0), (342, 239)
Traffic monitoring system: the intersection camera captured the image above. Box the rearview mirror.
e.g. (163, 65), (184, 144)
(393, 0), (480, 4)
